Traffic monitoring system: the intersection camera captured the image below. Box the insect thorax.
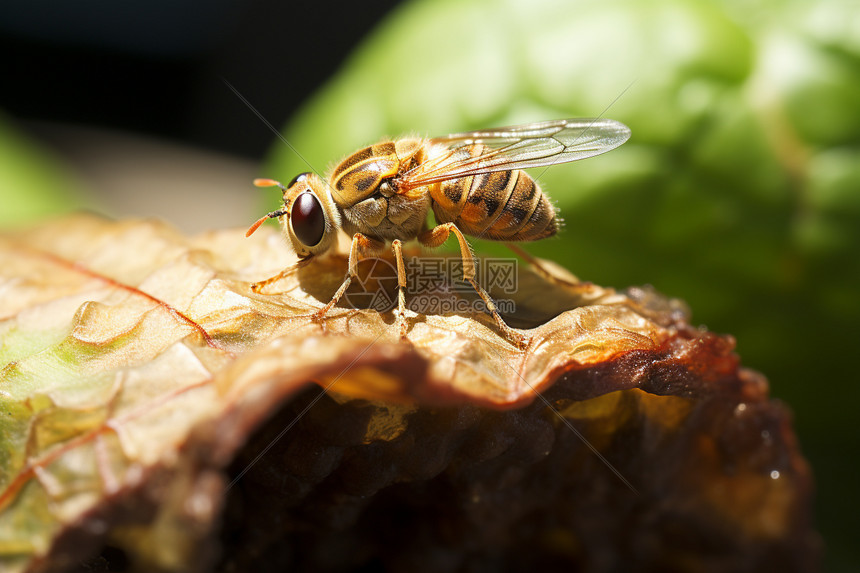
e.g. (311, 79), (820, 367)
(329, 138), (430, 241)
(340, 192), (432, 241)
(329, 138), (424, 207)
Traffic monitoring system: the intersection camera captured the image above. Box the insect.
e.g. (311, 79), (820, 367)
(246, 118), (631, 348)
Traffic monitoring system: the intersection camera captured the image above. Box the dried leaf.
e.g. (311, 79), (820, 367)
(0, 214), (817, 572)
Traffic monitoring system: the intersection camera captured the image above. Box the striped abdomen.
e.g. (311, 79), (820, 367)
(429, 145), (559, 241)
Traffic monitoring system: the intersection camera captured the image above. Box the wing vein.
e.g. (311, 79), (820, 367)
(398, 118), (630, 192)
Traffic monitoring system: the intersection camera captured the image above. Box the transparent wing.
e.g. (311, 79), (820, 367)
(398, 118), (631, 191)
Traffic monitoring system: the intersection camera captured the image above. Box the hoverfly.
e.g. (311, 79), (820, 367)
(246, 118), (631, 348)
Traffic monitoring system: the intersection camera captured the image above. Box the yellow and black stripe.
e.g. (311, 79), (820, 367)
(330, 142), (400, 203)
(430, 145), (558, 242)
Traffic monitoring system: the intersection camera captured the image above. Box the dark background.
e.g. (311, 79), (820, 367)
(1, 0), (401, 161)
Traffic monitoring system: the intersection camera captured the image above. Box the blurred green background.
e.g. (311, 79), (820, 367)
(2, 0), (858, 569)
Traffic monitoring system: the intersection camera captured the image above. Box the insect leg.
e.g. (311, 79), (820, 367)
(419, 223), (529, 349)
(250, 256), (314, 294)
(504, 242), (581, 287)
(391, 239), (408, 340)
(315, 233), (385, 320)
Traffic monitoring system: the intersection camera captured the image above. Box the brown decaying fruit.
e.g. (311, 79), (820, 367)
(0, 215), (818, 572)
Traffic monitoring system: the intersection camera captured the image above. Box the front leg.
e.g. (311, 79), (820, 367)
(418, 223), (530, 350)
(315, 233), (386, 320)
(251, 255), (314, 294)
(391, 239), (408, 340)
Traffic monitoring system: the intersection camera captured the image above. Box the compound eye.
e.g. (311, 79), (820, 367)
(290, 192), (325, 247)
(288, 172), (312, 189)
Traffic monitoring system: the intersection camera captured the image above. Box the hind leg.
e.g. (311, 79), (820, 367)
(419, 223), (529, 349)
(504, 242), (582, 286)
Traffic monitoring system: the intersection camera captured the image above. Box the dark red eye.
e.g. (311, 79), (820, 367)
(291, 192), (325, 246)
